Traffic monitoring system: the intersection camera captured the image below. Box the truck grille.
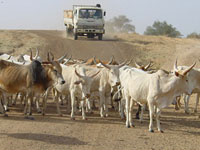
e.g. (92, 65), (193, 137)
(78, 25), (102, 29)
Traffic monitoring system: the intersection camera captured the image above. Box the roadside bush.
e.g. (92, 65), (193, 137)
(144, 21), (182, 38)
(187, 32), (200, 39)
(106, 15), (135, 33)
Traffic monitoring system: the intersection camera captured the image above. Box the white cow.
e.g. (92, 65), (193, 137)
(55, 64), (100, 120)
(173, 66), (200, 113)
(120, 61), (195, 132)
(86, 61), (126, 117)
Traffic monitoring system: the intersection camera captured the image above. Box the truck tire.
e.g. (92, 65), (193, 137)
(74, 33), (78, 40)
(66, 27), (70, 37)
(98, 34), (103, 40)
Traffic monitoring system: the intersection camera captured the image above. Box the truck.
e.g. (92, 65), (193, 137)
(64, 4), (106, 40)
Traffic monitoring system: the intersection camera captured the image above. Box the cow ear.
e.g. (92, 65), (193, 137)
(175, 71), (179, 77)
(74, 80), (82, 85)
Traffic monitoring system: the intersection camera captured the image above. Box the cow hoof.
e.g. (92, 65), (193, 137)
(112, 106), (115, 109)
(185, 111), (190, 114)
(24, 116), (35, 120)
(83, 118), (88, 120)
(135, 115), (140, 120)
(89, 111), (94, 114)
(4, 114), (8, 117)
(149, 129), (154, 133)
(71, 118), (75, 120)
(126, 125), (130, 128)
(159, 130), (164, 133)
(121, 118), (125, 121)
(130, 125), (135, 128)
(6, 109), (10, 112)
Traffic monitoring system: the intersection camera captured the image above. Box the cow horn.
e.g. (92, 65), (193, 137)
(108, 56), (114, 65)
(93, 56), (97, 65)
(47, 52), (51, 62)
(49, 52), (54, 61)
(63, 55), (71, 65)
(126, 59), (133, 65)
(75, 69), (84, 78)
(90, 70), (100, 78)
(182, 62), (196, 76)
(34, 48), (39, 59)
(174, 58), (178, 71)
(119, 60), (127, 68)
(57, 53), (67, 63)
(135, 61), (141, 68)
(7, 55), (12, 60)
(99, 60), (111, 69)
(144, 62), (152, 70)
(30, 49), (33, 61)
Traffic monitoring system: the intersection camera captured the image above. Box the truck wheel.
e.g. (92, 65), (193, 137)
(98, 34), (103, 40)
(66, 27), (70, 37)
(74, 33), (78, 40)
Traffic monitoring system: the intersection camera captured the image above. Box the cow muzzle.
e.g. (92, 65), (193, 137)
(61, 80), (65, 84)
(116, 82), (120, 86)
(85, 94), (91, 99)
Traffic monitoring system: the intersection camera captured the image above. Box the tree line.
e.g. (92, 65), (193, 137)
(106, 15), (199, 39)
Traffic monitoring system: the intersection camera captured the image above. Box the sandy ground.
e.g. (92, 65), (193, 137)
(0, 30), (200, 150)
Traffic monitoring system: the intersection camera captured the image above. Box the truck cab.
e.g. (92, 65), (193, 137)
(64, 4), (106, 40)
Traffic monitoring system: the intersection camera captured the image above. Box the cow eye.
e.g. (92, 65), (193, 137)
(186, 79), (188, 82)
(54, 70), (57, 73)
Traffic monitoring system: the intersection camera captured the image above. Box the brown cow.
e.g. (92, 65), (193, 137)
(0, 52), (66, 119)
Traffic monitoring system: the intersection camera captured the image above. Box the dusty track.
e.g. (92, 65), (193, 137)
(0, 30), (200, 150)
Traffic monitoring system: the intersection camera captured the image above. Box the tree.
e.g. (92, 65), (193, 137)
(144, 21), (182, 38)
(105, 15), (135, 33)
(187, 32), (200, 39)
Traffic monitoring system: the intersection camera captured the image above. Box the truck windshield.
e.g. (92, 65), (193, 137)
(79, 9), (102, 19)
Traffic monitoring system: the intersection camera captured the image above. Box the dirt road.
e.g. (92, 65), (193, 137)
(0, 30), (200, 150)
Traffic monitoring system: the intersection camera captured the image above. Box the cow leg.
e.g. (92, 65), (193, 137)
(194, 93), (200, 113)
(125, 94), (130, 128)
(35, 96), (41, 113)
(70, 91), (76, 120)
(0, 98), (7, 117)
(42, 87), (51, 116)
(148, 102), (154, 132)
(54, 91), (62, 116)
(129, 99), (134, 127)
(12, 93), (19, 106)
(24, 93), (34, 120)
(156, 107), (163, 133)
(136, 104), (141, 119)
(184, 95), (190, 114)
(66, 95), (71, 114)
(2, 93), (8, 112)
(86, 98), (92, 113)
(92, 99), (96, 109)
(99, 90), (105, 118)
(81, 100), (86, 120)
(119, 100), (125, 119)
(27, 93), (33, 116)
(140, 105), (145, 123)
(105, 96), (109, 117)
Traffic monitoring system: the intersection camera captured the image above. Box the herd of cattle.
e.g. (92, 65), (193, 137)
(0, 49), (199, 133)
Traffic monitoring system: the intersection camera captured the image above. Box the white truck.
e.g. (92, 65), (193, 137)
(64, 4), (106, 40)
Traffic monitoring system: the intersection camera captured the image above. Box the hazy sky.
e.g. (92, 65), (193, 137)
(0, 0), (199, 36)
